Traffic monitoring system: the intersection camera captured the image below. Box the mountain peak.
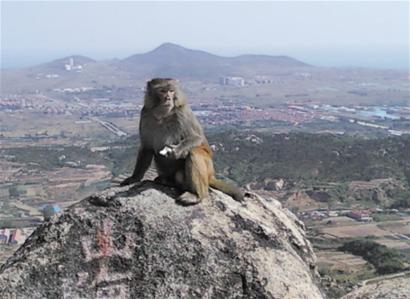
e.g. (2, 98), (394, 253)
(154, 43), (186, 51)
(152, 42), (188, 53)
(147, 43), (193, 55)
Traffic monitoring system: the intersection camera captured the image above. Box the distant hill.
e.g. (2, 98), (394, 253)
(120, 42), (310, 79)
(1, 43), (310, 88)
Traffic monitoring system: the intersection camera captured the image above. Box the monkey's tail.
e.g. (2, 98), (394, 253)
(209, 177), (244, 202)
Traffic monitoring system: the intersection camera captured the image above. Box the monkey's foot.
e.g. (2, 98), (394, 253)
(119, 177), (140, 186)
(177, 192), (203, 205)
(154, 176), (176, 187)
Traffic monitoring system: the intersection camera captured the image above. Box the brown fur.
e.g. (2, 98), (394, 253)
(121, 78), (243, 203)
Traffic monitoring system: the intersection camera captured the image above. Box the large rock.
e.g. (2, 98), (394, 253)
(0, 181), (324, 298)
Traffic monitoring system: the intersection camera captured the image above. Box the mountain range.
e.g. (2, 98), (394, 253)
(1, 43), (311, 93)
(2, 42), (408, 106)
(118, 43), (309, 79)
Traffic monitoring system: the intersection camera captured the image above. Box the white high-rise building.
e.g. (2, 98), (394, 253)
(64, 57), (82, 71)
(219, 76), (245, 87)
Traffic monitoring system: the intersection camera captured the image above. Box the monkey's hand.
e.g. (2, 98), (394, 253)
(159, 145), (188, 160)
(120, 176), (140, 186)
(159, 146), (174, 157)
(170, 144), (190, 159)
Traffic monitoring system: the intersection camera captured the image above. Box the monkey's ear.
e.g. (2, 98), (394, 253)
(143, 80), (156, 109)
(146, 80), (152, 89)
(144, 92), (155, 109)
(174, 91), (187, 108)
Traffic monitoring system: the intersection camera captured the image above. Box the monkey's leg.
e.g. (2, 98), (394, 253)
(178, 150), (209, 205)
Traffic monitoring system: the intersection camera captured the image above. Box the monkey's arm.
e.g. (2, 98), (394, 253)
(120, 147), (154, 186)
(171, 133), (203, 158)
(167, 110), (205, 159)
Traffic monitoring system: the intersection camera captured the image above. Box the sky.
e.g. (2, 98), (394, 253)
(1, 1), (409, 69)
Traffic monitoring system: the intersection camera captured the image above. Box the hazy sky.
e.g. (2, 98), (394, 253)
(1, 1), (409, 69)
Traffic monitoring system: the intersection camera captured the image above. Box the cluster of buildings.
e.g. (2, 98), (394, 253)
(299, 207), (404, 223)
(219, 76), (245, 87)
(64, 57), (83, 72)
(254, 76), (275, 84)
(0, 228), (22, 245)
(193, 102), (409, 129)
(194, 104), (314, 126)
(219, 75), (287, 86)
(0, 97), (36, 110)
(0, 94), (138, 117)
(347, 210), (373, 222)
(2, 88), (409, 136)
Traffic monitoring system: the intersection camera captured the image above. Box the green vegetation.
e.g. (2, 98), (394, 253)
(399, 248), (410, 260)
(211, 132), (410, 185)
(105, 145), (137, 177)
(309, 236), (344, 250)
(390, 190), (410, 208)
(339, 239), (408, 275)
(372, 213), (402, 222)
(106, 131), (410, 208)
(7, 132), (409, 191)
(8, 185), (19, 198)
(3, 146), (112, 171)
(4, 131), (410, 210)
(318, 263), (375, 299)
(328, 183), (349, 202)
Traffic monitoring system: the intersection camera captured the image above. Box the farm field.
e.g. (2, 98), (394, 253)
(317, 250), (368, 273)
(320, 217), (410, 240)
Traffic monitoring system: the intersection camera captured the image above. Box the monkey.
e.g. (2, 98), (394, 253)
(120, 78), (244, 204)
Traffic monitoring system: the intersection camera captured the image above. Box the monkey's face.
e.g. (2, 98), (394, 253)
(148, 79), (180, 114)
(156, 87), (176, 109)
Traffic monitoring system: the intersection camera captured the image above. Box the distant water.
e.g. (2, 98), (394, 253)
(321, 105), (401, 120)
(357, 107), (400, 120)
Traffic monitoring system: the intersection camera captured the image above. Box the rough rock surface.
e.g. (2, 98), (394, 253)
(342, 276), (410, 299)
(0, 181), (324, 299)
